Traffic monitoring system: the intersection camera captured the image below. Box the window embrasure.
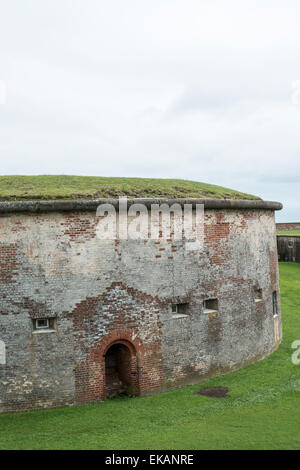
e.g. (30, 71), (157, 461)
(171, 303), (189, 319)
(203, 298), (219, 313)
(32, 317), (56, 333)
(272, 291), (278, 317)
(254, 287), (263, 303)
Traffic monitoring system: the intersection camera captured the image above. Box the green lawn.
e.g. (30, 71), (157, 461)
(277, 230), (300, 236)
(0, 263), (299, 450)
(0, 175), (259, 201)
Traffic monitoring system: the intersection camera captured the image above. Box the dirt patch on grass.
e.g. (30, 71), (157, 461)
(196, 386), (230, 398)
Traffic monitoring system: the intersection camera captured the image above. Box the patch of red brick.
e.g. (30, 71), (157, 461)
(0, 244), (18, 283)
(58, 214), (98, 243)
(73, 282), (164, 404)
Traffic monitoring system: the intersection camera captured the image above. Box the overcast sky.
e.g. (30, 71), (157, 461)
(0, 0), (299, 221)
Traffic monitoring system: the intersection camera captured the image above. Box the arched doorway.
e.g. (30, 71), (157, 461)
(104, 341), (138, 398)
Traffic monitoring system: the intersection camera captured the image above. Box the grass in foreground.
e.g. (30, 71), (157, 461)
(0, 263), (299, 450)
(0, 175), (259, 201)
(277, 230), (300, 236)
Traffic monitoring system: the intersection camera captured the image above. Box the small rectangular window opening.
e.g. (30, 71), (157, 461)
(172, 303), (189, 315)
(203, 298), (219, 312)
(254, 287), (263, 302)
(33, 318), (55, 331)
(272, 292), (278, 317)
(36, 319), (49, 329)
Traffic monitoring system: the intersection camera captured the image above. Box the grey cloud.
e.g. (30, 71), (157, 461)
(0, 0), (300, 221)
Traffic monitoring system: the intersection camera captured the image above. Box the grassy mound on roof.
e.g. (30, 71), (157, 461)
(0, 175), (260, 201)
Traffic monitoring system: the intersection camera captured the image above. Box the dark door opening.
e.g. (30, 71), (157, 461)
(105, 343), (136, 398)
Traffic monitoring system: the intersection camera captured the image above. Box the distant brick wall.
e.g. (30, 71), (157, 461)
(0, 208), (281, 412)
(276, 222), (300, 231)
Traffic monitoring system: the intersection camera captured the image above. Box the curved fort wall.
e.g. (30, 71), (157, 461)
(0, 199), (282, 412)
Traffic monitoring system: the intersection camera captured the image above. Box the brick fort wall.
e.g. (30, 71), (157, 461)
(0, 200), (282, 412)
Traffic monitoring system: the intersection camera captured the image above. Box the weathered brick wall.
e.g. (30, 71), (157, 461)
(161, 210), (281, 388)
(0, 207), (281, 412)
(276, 222), (300, 231)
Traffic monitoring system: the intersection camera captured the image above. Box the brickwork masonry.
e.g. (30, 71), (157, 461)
(0, 202), (282, 412)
